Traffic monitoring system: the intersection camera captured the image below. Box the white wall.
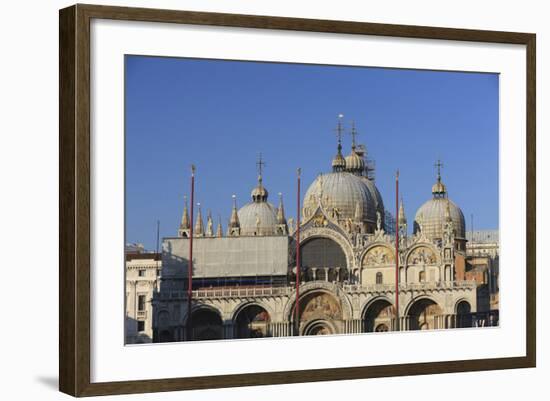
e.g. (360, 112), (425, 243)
(0, 1), (547, 400)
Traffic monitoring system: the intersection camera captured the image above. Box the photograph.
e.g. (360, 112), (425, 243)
(123, 55), (500, 344)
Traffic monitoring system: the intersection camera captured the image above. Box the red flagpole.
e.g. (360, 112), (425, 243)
(187, 165), (195, 340)
(295, 168), (301, 336)
(395, 169), (400, 331)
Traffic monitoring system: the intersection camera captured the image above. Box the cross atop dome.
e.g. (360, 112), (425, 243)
(332, 114), (346, 172)
(435, 159), (444, 182)
(252, 153), (269, 202)
(432, 158), (447, 198)
(256, 152), (266, 178)
(349, 120), (359, 151)
(334, 113), (344, 146)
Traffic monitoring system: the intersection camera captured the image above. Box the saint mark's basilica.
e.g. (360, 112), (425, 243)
(125, 119), (499, 343)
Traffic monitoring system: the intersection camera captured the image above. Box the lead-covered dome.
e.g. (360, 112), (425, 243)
(238, 201), (279, 236)
(414, 169), (465, 240)
(237, 173), (281, 236)
(414, 198), (465, 240)
(303, 171), (377, 224)
(362, 177), (385, 222)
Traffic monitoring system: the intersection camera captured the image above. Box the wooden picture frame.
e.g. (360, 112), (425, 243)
(59, 3), (536, 397)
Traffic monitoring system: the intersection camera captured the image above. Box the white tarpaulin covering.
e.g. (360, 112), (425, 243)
(162, 236), (289, 278)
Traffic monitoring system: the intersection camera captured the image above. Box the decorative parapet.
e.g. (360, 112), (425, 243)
(344, 280), (476, 294)
(156, 280), (476, 301)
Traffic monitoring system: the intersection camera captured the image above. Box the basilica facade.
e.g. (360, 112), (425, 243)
(132, 122), (499, 343)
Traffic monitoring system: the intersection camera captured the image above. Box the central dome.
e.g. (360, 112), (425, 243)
(303, 172), (377, 225)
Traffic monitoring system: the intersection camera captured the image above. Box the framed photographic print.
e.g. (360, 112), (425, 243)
(59, 4), (536, 397)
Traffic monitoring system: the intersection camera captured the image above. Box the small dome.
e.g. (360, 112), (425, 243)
(414, 161), (464, 240)
(345, 151), (365, 175)
(414, 198), (465, 239)
(237, 202), (279, 236)
(303, 171), (376, 224)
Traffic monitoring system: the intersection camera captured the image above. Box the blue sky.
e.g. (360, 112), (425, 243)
(125, 56), (499, 251)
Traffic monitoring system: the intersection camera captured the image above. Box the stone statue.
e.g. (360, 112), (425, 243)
(417, 213), (424, 234)
(376, 211), (382, 231)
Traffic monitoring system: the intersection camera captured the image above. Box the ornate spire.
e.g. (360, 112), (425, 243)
(332, 114), (346, 172)
(216, 214), (223, 237)
(229, 195), (240, 228)
(180, 195), (190, 230)
(194, 203), (204, 236)
(398, 197), (407, 225)
(206, 210), (214, 236)
(431, 158), (447, 198)
(443, 199), (455, 245)
(277, 192), (287, 225)
(445, 198), (452, 222)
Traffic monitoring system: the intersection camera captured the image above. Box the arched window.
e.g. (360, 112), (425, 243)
(300, 238), (347, 269)
(376, 272), (383, 284)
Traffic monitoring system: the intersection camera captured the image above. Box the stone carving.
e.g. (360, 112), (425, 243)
(417, 212), (424, 233)
(287, 217), (295, 233)
(363, 246), (394, 266)
(345, 218), (353, 233)
(312, 213), (328, 227)
(376, 210), (382, 231)
(407, 246), (437, 265)
(443, 218), (455, 246)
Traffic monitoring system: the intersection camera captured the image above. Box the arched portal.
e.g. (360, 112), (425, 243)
(303, 319), (335, 336)
(456, 300), (472, 328)
(234, 305), (271, 339)
(190, 308), (223, 341)
(408, 298), (442, 331)
(363, 299), (394, 332)
(300, 238), (347, 282)
(299, 291), (342, 335)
